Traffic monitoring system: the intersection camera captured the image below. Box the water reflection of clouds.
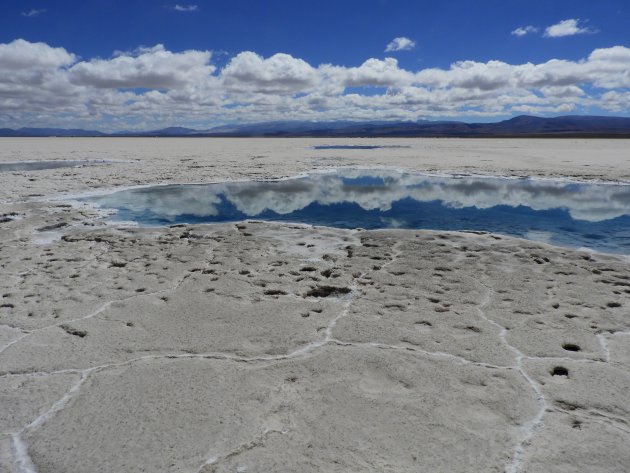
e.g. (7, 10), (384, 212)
(89, 169), (630, 223)
(94, 185), (223, 218)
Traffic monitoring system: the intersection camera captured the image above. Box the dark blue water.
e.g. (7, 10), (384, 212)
(84, 169), (630, 254)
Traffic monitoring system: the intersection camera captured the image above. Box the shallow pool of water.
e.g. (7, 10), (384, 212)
(84, 169), (630, 254)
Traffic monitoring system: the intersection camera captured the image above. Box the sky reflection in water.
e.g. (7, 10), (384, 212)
(85, 169), (630, 254)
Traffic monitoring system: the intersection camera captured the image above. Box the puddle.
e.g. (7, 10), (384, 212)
(82, 169), (630, 254)
(0, 160), (114, 172)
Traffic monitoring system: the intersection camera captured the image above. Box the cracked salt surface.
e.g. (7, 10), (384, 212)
(3, 272), (198, 472)
(2, 214), (629, 472)
(83, 168), (630, 254)
(2, 139), (630, 473)
(475, 281), (547, 473)
(6, 279), (361, 472)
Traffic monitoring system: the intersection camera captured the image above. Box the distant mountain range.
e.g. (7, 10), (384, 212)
(2, 115), (630, 137)
(0, 127), (107, 137)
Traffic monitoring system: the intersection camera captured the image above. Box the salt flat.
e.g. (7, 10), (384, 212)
(1, 138), (629, 473)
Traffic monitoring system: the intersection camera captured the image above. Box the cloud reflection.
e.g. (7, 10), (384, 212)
(89, 169), (630, 223)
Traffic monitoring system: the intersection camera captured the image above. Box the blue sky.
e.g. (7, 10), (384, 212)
(1, 0), (629, 129)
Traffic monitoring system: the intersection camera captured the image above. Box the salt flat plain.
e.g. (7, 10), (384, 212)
(0, 138), (629, 473)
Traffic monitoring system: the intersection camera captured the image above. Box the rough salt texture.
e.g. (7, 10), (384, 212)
(0, 138), (629, 473)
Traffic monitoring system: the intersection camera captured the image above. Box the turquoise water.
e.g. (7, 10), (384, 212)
(85, 169), (630, 254)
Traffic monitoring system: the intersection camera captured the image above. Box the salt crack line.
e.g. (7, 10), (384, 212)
(6, 274), (363, 472)
(5, 249), (374, 471)
(475, 281), (547, 473)
(16, 268), (36, 277)
(0, 368), (84, 379)
(381, 240), (403, 270)
(198, 428), (287, 473)
(53, 272), (191, 328)
(596, 333), (611, 362)
(187, 277), (359, 363)
(330, 339), (511, 370)
(194, 266), (366, 472)
(278, 265), (363, 359)
(598, 329), (630, 364)
(0, 272), (192, 358)
(1, 279), (362, 381)
(522, 355), (605, 365)
(11, 368), (93, 473)
(5, 274), (193, 472)
(0, 333), (30, 358)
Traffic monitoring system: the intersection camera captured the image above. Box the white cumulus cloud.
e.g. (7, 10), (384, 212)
(21, 9), (46, 17)
(544, 19), (594, 38)
(385, 37), (416, 52)
(69, 44), (214, 89)
(173, 4), (198, 12)
(337, 58), (414, 88)
(1, 39), (629, 129)
(0, 39), (75, 70)
(221, 51), (317, 94)
(511, 25), (538, 37)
